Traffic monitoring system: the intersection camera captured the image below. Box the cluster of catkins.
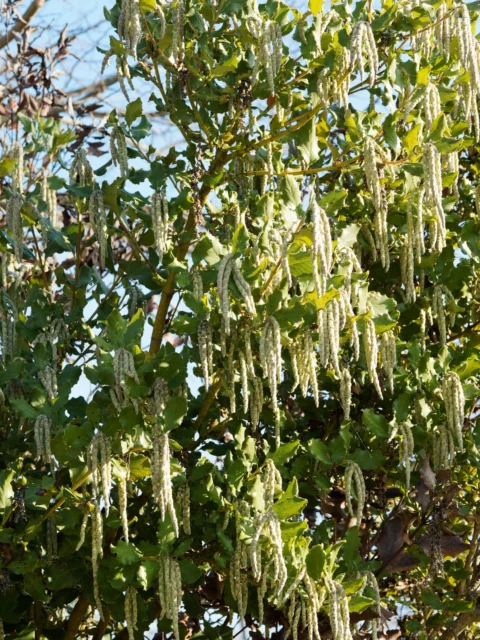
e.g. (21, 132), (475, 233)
(217, 253), (256, 336)
(111, 348), (140, 413)
(250, 17), (283, 107)
(260, 317), (282, 443)
(158, 555), (183, 640)
(350, 21), (378, 87)
(34, 416), (54, 468)
(118, 0), (142, 60)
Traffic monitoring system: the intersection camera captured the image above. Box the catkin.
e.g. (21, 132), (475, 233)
(250, 377), (264, 431)
(380, 330), (396, 393)
(198, 319), (213, 391)
(69, 148), (94, 187)
(344, 460), (366, 524)
(327, 579), (353, 640)
(110, 125), (129, 177)
(42, 172), (57, 226)
(34, 415), (54, 468)
(281, 222), (296, 289)
(46, 517), (58, 560)
(192, 268), (203, 300)
(92, 503), (104, 619)
(363, 311), (383, 399)
(432, 424), (456, 469)
(398, 423), (414, 489)
(171, 0), (185, 67)
(318, 298), (342, 375)
(365, 571), (381, 637)
(151, 432), (179, 536)
(39, 367), (58, 402)
(364, 137), (389, 270)
(260, 316), (282, 443)
(89, 190), (108, 268)
(339, 367), (352, 421)
(87, 433), (112, 516)
(118, 475), (129, 542)
(436, 2), (451, 59)
(152, 190), (169, 263)
(423, 143), (446, 253)
(124, 586), (138, 640)
(6, 194), (24, 262)
(311, 200), (332, 298)
(118, 0), (142, 59)
(432, 285), (453, 346)
(442, 372), (465, 453)
(425, 83), (441, 134)
(11, 141), (24, 194)
(76, 506), (89, 551)
(177, 482), (191, 535)
(114, 348), (140, 388)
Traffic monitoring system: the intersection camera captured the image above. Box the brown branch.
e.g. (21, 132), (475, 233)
(64, 594), (90, 640)
(194, 378), (222, 430)
(437, 609), (480, 640)
(34, 601), (42, 640)
(149, 151), (228, 354)
(92, 608), (111, 639)
(69, 74), (119, 101)
(0, 0), (48, 51)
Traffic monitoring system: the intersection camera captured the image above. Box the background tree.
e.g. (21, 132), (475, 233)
(1, 0), (480, 639)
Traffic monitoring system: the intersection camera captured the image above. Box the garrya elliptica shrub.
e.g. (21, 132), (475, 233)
(1, 0), (480, 638)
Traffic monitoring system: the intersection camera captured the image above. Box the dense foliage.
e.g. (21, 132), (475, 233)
(1, 0), (480, 638)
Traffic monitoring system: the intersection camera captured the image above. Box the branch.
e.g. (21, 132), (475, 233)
(64, 594), (90, 640)
(437, 609), (480, 639)
(149, 151), (228, 354)
(0, 0), (48, 51)
(92, 608), (111, 639)
(194, 378), (222, 430)
(68, 74), (119, 101)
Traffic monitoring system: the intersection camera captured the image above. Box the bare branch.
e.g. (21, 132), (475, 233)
(0, 0), (48, 51)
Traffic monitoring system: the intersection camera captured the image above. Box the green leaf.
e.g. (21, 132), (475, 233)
(337, 224), (360, 251)
(179, 559), (203, 584)
(273, 494), (307, 520)
(349, 595), (375, 613)
(403, 124), (422, 154)
(362, 409), (389, 438)
(393, 393), (411, 422)
(111, 540), (143, 565)
(9, 399), (37, 419)
(0, 157), (17, 177)
(139, 0), (156, 10)
(309, 0), (323, 14)
(280, 175), (301, 209)
(125, 97), (143, 126)
(211, 55), (239, 77)
(0, 469), (14, 516)
(268, 441), (299, 466)
(306, 545), (326, 579)
(164, 396), (188, 432)
(295, 119), (319, 165)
